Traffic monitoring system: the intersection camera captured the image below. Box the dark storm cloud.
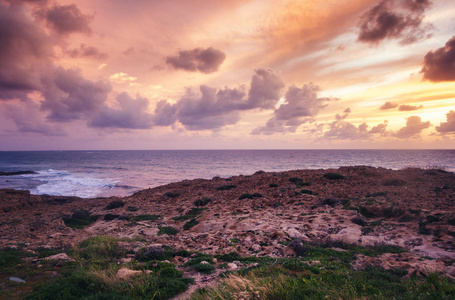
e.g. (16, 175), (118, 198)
(379, 101), (398, 110)
(40, 67), (111, 122)
(251, 83), (333, 135)
(39, 4), (92, 35)
(398, 104), (422, 111)
(358, 0), (432, 45)
(67, 44), (108, 60)
(0, 3), (53, 100)
(166, 47), (226, 73)
(436, 110), (455, 133)
(421, 36), (455, 82)
(393, 115), (431, 138)
(90, 93), (154, 129)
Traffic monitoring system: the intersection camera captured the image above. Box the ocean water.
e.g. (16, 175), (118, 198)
(0, 150), (453, 198)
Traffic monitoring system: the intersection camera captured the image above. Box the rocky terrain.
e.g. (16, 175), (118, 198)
(1, 166), (454, 298)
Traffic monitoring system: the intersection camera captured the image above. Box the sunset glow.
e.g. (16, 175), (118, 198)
(1, 0), (455, 150)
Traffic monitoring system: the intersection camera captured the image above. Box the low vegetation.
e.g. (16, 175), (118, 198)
(216, 184), (237, 191)
(105, 200), (125, 210)
(323, 172), (345, 180)
(62, 210), (99, 229)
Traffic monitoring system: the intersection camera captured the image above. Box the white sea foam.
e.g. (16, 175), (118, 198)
(29, 169), (117, 198)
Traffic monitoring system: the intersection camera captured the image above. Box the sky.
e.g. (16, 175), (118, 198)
(0, 0), (455, 150)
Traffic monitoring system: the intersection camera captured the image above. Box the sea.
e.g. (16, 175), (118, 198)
(0, 150), (454, 198)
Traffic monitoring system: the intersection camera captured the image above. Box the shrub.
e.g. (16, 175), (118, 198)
(63, 210), (99, 229)
(158, 226), (179, 236)
(426, 215), (441, 223)
(359, 206), (377, 218)
(193, 263), (215, 274)
(164, 192), (181, 198)
(300, 189), (314, 195)
(126, 206), (138, 212)
(183, 218), (199, 230)
(77, 236), (125, 262)
(288, 239), (307, 256)
(351, 217), (367, 226)
(132, 214), (160, 221)
(323, 173), (345, 180)
(383, 179), (406, 186)
(194, 197), (212, 207)
(103, 214), (119, 221)
(105, 200), (125, 210)
(217, 185), (237, 191)
(135, 245), (164, 261)
(172, 208), (203, 221)
(269, 183), (279, 188)
(319, 197), (340, 207)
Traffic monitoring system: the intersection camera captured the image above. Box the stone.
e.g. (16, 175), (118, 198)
(227, 262), (238, 270)
(117, 267), (142, 279)
(9, 277), (26, 283)
(44, 253), (74, 261)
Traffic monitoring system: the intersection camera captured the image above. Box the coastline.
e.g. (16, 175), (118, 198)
(1, 166), (454, 298)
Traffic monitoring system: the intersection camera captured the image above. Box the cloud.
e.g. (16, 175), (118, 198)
(393, 115), (431, 138)
(0, 3), (53, 100)
(3, 101), (64, 136)
(358, 0), (432, 45)
(379, 101), (398, 110)
(421, 36), (455, 82)
(166, 47), (226, 73)
(317, 109), (389, 140)
(90, 93), (153, 129)
(252, 83), (334, 135)
(436, 110), (455, 133)
(40, 67), (111, 122)
(245, 69), (285, 110)
(39, 4), (92, 35)
(151, 69), (283, 131)
(67, 44), (108, 60)
(176, 85), (243, 130)
(153, 100), (177, 126)
(398, 104), (422, 111)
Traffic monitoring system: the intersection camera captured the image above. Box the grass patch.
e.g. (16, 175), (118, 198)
(383, 179), (406, 186)
(269, 183), (278, 188)
(105, 200), (125, 210)
(172, 208), (204, 222)
(318, 197), (341, 207)
(193, 197), (212, 207)
(132, 214), (160, 222)
(183, 218), (199, 230)
(164, 192), (181, 198)
(158, 226), (179, 236)
(217, 185), (237, 191)
(238, 193), (263, 200)
(62, 210), (99, 229)
(323, 173), (345, 180)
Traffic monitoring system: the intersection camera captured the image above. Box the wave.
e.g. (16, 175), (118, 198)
(28, 169), (118, 198)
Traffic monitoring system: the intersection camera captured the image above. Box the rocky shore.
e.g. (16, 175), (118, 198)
(1, 166), (454, 298)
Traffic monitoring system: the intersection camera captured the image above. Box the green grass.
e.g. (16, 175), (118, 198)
(62, 210), (99, 229)
(323, 173), (345, 180)
(158, 226), (179, 236)
(22, 237), (192, 300)
(172, 207), (204, 221)
(131, 214), (160, 222)
(217, 184), (237, 191)
(105, 200), (125, 210)
(191, 253), (454, 300)
(183, 218), (199, 230)
(193, 197), (212, 207)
